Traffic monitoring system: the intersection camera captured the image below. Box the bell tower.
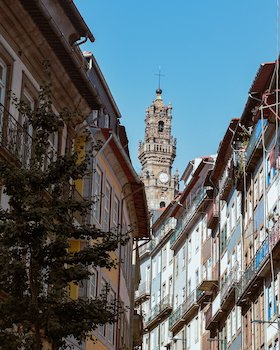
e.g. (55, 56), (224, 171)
(138, 87), (178, 211)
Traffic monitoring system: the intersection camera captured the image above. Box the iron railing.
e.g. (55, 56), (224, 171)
(135, 281), (150, 300)
(146, 294), (172, 324)
(236, 218), (280, 301)
(220, 268), (238, 302)
(245, 119), (267, 162)
(170, 188), (207, 247)
(169, 305), (182, 329)
(0, 103), (32, 166)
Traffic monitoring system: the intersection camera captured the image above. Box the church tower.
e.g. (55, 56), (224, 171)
(138, 87), (178, 211)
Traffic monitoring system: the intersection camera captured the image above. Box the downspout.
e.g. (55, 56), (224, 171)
(116, 184), (145, 350)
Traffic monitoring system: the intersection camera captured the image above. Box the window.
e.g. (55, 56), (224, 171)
(188, 237), (192, 261)
(152, 259), (157, 279)
(186, 324), (191, 350)
(182, 246), (186, 269)
(89, 272), (97, 299)
(93, 167), (102, 222)
(104, 181), (112, 232)
(232, 308), (236, 337)
(237, 306), (241, 330)
(195, 269), (199, 286)
(112, 195), (119, 232)
(20, 79), (37, 165)
(0, 58), (7, 105)
(227, 314), (231, 343)
(267, 156), (277, 186)
(259, 168), (264, 196)
(187, 279), (191, 295)
(220, 224), (227, 254)
(162, 246), (167, 270)
(182, 287), (186, 301)
(254, 177), (258, 207)
(158, 121), (164, 132)
(268, 284), (272, 320)
(237, 192), (241, 220)
(230, 201), (236, 231)
(175, 254), (179, 276)
(195, 317), (199, 343)
(108, 290), (116, 344)
(157, 255), (161, 274)
(195, 227), (199, 252)
(0, 44), (13, 108)
(162, 283), (166, 298)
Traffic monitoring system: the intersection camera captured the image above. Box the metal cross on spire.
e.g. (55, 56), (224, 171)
(155, 66), (165, 90)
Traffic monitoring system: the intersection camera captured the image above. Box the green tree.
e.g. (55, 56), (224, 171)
(0, 82), (126, 349)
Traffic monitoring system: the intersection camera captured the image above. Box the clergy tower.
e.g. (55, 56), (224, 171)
(138, 87), (178, 211)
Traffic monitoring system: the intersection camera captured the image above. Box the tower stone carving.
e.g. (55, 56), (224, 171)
(139, 88), (178, 211)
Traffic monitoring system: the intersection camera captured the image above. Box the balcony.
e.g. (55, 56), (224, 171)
(0, 103), (32, 167)
(139, 241), (151, 259)
(135, 281), (150, 305)
(146, 295), (172, 330)
(207, 199), (219, 229)
(206, 293), (224, 331)
(169, 305), (184, 333)
(181, 290), (199, 324)
(170, 188), (208, 250)
(196, 288), (212, 308)
(245, 119), (267, 168)
(236, 217), (280, 307)
(220, 269), (238, 310)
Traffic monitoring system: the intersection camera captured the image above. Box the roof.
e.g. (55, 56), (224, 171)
(240, 62), (275, 125)
(101, 129), (150, 239)
(171, 157), (213, 217)
(20, 0), (101, 110)
(210, 119), (239, 184)
(58, 0), (95, 42)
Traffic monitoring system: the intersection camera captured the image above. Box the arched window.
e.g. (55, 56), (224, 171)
(160, 201), (166, 208)
(158, 121), (164, 132)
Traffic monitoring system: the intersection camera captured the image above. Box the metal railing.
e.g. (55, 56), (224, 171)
(245, 119), (267, 162)
(169, 305), (182, 329)
(237, 217), (280, 301)
(182, 290), (196, 315)
(170, 188), (207, 247)
(146, 294), (172, 324)
(220, 268), (238, 302)
(135, 281), (150, 300)
(0, 103), (32, 167)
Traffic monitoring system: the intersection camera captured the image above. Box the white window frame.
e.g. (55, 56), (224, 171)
(0, 58), (7, 105)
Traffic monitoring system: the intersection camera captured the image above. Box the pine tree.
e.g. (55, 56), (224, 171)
(0, 81), (127, 349)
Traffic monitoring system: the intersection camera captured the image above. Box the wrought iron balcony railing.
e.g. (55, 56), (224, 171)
(169, 305), (182, 330)
(236, 217), (280, 302)
(135, 281), (150, 302)
(245, 119), (267, 162)
(0, 103), (32, 167)
(170, 188), (207, 248)
(146, 294), (172, 325)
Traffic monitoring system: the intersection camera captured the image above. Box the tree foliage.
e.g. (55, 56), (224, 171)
(0, 82), (127, 349)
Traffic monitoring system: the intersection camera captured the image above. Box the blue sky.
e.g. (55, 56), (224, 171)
(75, 1), (277, 179)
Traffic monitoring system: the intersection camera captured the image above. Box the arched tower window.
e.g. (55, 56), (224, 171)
(160, 201), (166, 208)
(158, 121), (164, 132)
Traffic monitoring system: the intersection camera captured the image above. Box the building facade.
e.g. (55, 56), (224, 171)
(0, 2), (149, 350)
(137, 60), (280, 350)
